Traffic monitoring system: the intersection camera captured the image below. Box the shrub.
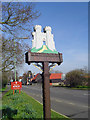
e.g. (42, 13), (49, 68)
(2, 72), (8, 88)
(66, 69), (86, 88)
(20, 104), (36, 119)
(2, 80), (7, 88)
(2, 105), (17, 119)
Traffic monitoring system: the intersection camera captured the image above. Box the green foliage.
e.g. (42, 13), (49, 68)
(2, 80), (7, 88)
(2, 71), (13, 88)
(0, 86), (7, 92)
(76, 85), (90, 88)
(2, 72), (8, 88)
(66, 69), (87, 88)
(20, 104), (36, 119)
(2, 90), (36, 119)
(2, 105), (17, 119)
(2, 90), (69, 119)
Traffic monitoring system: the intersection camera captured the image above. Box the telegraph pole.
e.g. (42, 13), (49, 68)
(14, 39), (16, 81)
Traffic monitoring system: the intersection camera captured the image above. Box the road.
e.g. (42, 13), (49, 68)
(22, 84), (88, 119)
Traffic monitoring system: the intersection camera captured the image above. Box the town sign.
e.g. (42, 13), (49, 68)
(25, 25), (63, 120)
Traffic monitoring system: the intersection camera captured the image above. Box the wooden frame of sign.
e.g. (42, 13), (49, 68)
(25, 50), (63, 120)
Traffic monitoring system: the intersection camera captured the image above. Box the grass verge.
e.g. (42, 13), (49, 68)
(0, 86), (8, 110)
(2, 89), (71, 120)
(66, 86), (90, 90)
(69, 88), (89, 90)
(52, 86), (90, 90)
(0, 86), (7, 92)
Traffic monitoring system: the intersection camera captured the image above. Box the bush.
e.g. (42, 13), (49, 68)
(2, 72), (8, 88)
(2, 105), (17, 119)
(66, 69), (87, 88)
(2, 80), (7, 88)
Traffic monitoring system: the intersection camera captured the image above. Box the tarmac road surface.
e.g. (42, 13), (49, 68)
(22, 84), (88, 119)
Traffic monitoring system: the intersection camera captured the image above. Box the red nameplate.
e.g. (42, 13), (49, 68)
(11, 81), (22, 90)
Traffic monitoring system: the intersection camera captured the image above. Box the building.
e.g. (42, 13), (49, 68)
(32, 73), (66, 86)
(50, 73), (65, 86)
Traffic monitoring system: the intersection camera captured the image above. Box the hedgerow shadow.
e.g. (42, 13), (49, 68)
(2, 107), (17, 119)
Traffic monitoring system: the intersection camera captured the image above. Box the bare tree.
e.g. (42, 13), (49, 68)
(1, 2), (40, 38)
(1, 2), (40, 71)
(0, 2), (40, 87)
(2, 37), (29, 72)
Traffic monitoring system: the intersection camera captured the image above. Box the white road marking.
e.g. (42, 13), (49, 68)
(68, 102), (75, 105)
(84, 94), (89, 95)
(55, 99), (62, 103)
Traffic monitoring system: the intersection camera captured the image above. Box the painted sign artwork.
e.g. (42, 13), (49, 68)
(31, 25), (58, 54)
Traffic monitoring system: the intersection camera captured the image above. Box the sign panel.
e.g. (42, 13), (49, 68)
(11, 81), (22, 90)
(25, 51), (63, 65)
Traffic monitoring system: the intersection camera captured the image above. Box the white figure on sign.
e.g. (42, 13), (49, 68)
(31, 25), (58, 54)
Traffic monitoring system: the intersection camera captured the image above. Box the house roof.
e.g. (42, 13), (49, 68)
(50, 73), (62, 79)
(32, 73), (62, 81)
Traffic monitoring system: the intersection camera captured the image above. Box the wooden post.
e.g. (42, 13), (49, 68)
(42, 62), (51, 120)
(25, 51), (63, 120)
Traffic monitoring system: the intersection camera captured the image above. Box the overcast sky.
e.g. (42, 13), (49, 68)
(18, 2), (88, 76)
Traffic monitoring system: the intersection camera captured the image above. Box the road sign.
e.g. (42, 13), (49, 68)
(25, 25), (63, 120)
(11, 81), (22, 90)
